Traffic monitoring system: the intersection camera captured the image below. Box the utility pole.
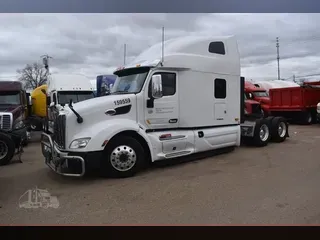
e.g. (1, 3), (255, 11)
(123, 44), (127, 65)
(293, 74), (296, 83)
(40, 54), (53, 76)
(161, 26), (165, 63)
(276, 37), (280, 80)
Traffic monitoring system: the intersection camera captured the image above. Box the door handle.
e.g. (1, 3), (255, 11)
(169, 119), (178, 123)
(105, 109), (116, 116)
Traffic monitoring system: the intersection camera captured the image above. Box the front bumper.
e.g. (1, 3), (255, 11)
(41, 132), (103, 177)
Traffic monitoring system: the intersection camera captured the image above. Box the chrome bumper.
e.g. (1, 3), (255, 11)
(41, 132), (85, 177)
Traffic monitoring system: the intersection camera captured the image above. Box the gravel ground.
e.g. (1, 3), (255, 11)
(0, 124), (320, 225)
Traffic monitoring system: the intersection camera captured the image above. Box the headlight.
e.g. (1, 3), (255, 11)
(69, 138), (91, 149)
(13, 120), (25, 129)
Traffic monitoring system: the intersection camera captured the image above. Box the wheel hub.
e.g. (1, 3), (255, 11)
(0, 140), (9, 160)
(119, 153), (129, 163)
(259, 124), (269, 142)
(110, 145), (137, 172)
(278, 122), (286, 137)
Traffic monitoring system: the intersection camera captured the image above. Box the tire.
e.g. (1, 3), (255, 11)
(22, 139), (29, 147)
(252, 119), (270, 147)
(30, 121), (42, 131)
(300, 111), (312, 125)
(0, 133), (15, 166)
(270, 117), (288, 143)
(100, 136), (145, 178)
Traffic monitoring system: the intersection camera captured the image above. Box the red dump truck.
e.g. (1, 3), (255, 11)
(269, 83), (320, 124)
(244, 81), (270, 117)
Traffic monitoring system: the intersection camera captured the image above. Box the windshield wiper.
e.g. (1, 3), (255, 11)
(68, 99), (83, 124)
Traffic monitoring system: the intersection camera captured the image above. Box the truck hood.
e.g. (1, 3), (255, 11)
(256, 97), (270, 104)
(0, 104), (21, 113)
(64, 94), (137, 143)
(64, 94), (137, 125)
(0, 104), (24, 123)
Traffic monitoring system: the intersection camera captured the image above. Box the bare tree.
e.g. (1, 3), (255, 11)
(17, 62), (47, 90)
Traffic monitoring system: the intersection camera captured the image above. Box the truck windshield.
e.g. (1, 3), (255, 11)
(253, 91), (269, 97)
(0, 91), (21, 105)
(111, 67), (150, 94)
(58, 91), (94, 104)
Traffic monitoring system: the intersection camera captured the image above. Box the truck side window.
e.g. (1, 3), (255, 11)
(214, 78), (226, 99)
(208, 41), (225, 55)
(150, 72), (176, 96)
(162, 73), (176, 96)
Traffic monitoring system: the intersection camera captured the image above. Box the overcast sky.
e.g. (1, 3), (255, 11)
(1, 13), (320, 84)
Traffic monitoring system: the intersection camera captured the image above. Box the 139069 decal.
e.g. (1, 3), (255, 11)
(114, 98), (131, 106)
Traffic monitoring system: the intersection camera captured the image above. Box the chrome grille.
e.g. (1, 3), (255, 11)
(0, 113), (12, 130)
(53, 114), (66, 149)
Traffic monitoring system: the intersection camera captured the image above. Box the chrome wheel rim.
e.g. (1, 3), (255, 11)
(278, 122), (287, 138)
(308, 115), (312, 123)
(0, 140), (8, 160)
(110, 145), (137, 172)
(259, 124), (269, 142)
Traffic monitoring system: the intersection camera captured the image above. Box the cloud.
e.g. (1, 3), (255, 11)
(1, 13), (320, 82)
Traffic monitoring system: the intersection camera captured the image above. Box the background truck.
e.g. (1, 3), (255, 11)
(244, 81), (270, 117)
(28, 84), (48, 131)
(96, 75), (116, 97)
(41, 35), (289, 178)
(244, 92), (263, 118)
(268, 82), (320, 125)
(0, 81), (29, 165)
(28, 73), (95, 132)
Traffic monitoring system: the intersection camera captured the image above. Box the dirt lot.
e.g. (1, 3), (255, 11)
(0, 125), (320, 225)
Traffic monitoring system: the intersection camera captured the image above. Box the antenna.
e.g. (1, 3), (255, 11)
(161, 26), (165, 63)
(123, 43), (127, 65)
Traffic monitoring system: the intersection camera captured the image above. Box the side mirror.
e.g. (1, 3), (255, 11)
(151, 75), (163, 99)
(47, 96), (51, 106)
(49, 102), (55, 108)
(248, 93), (253, 99)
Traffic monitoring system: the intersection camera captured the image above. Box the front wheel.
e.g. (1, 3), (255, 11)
(100, 136), (145, 178)
(0, 133), (15, 166)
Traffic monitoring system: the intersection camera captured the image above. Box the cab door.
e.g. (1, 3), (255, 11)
(145, 71), (179, 130)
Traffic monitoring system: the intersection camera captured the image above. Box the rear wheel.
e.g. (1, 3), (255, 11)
(270, 117), (288, 143)
(0, 133), (15, 166)
(252, 119), (270, 147)
(300, 111), (312, 125)
(100, 136), (145, 178)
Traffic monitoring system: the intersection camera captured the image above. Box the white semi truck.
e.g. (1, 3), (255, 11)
(41, 36), (289, 178)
